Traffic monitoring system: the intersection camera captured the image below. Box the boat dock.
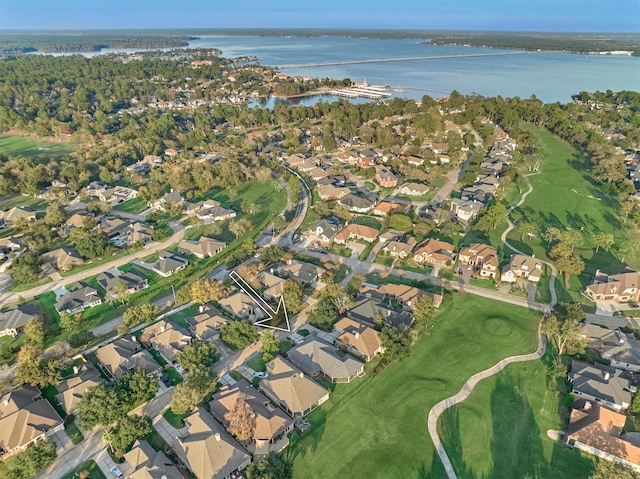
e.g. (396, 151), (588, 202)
(330, 81), (391, 100)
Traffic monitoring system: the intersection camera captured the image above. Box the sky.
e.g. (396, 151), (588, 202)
(0, 0), (639, 32)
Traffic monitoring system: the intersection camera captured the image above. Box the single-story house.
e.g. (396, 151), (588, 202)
(382, 237), (416, 259)
(178, 237), (227, 259)
(186, 305), (229, 342)
(210, 380), (294, 456)
(95, 337), (161, 379)
(142, 320), (191, 364)
(41, 247), (84, 272)
(399, 182), (429, 197)
(333, 224), (378, 245)
(317, 185), (351, 200)
(334, 317), (384, 362)
(0, 206), (36, 228)
(148, 190), (185, 213)
(174, 407), (251, 479)
(0, 303), (42, 338)
(152, 251), (188, 277)
(55, 282), (102, 314)
(260, 357), (329, 418)
(258, 271), (286, 300)
(338, 194), (376, 213)
(279, 260), (324, 286)
(97, 268), (148, 302)
(219, 292), (263, 319)
(347, 297), (413, 328)
(372, 201), (409, 217)
(287, 337), (365, 384)
(130, 222), (154, 244)
(124, 439), (182, 479)
(55, 362), (102, 415)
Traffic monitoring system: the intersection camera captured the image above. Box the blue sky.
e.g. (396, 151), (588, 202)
(1, 0), (638, 32)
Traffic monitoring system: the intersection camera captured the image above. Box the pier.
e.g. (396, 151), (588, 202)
(330, 81), (391, 100)
(278, 50), (531, 69)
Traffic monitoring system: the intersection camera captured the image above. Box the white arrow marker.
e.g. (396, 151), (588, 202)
(228, 270), (291, 332)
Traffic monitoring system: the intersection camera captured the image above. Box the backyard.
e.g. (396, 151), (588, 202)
(290, 294), (542, 478)
(438, 351), (596, 478)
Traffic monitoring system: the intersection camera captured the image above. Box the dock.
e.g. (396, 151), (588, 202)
(330, 81), (391, 100)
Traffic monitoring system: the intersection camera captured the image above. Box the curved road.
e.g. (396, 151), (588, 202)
(427, 325), (547, 479)
(0, 221), (186, 305)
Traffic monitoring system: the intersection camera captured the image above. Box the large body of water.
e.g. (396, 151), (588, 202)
(187, 35), (639, 104)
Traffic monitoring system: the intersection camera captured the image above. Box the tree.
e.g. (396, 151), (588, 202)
(59, 311), (82, 331)
(220, 320), (259, 350)
(177, 340), (219, 370)
(543, 226), (562, 249)
(260, 331), (280, 362)
(413, 219), (434, 237)
(245, 452), (293, 479)
(380, 325), (412, 362)
(170, 367), (217, 415)
(541, 314), (588, 355)
(282, 279), (304, 314)
(387, 213), (413, 232)
(475, 202), (507, 232)
(547, 356), (568, 383)
(23, 317), (45, 348)
(554, 302), (586, 323)
(287, 175), (301, 201)
(592, 231), (614, 253)
(347, 274), (366, 295)
(121, 368), (159, 404)
(322, 281), (353, 315)
(103, 415), (152, 453)
(262, 245), (285, 264)
(224, 394), (256, 442)
(589, 460), (639, 479)
(123, 303), (160, 327)
(560, 229), (583, 252)
(413, 295), (436, 330)
(11, 251), (41, 284)
(44, 203), (66, 227)
(68, 227), (109, 259)
(112, 280), (132, 305)
(15, 343), (61, 388)
(5, 439), (57, 479)
(229, 217), (252, 238)
(550, 241), (585, 288)
(516, 221), (538, 242)
(190, 278), (224, 304)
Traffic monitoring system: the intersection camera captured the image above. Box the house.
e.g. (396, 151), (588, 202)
(317, 184), (351, 200)
(399, 182), (429, 197)
(219, 292), (263, 319)
(55, 362), (102, 415)
(0, 386), (64, 458)
(98, 186), (138, 205)
(335, 150), (359, 164)
(65, 211), (94, 229)
(374, 167), (399, 188)
(382, 236), (416, 259)
(142, 320), (191, 364)
(460, 183), (497, 205)
(566, 399), (640, 472)
(378, 228), (403, 244)
(186, 305), (228, 342)
(98, 217), (132, 245)
(41, 247), (84, 272)
(210, 380), (294, 456)
(152, 251), (188, 277)
(458, 243), (499, 279)
(55, 282), (102, 314)
(334, 317), (384, 362)
(279, 260), (324, 286)
(186, 200), (236, 224)
(148, 190), (185, 213)
(86, 181), (108, 196)
(260, 357), (329, 418)
(372, 201), (409, 217)
(96, 268), (148, 302)
(404, 156), (424, 167)
(413, 238), (455, 267)
(347, 297), (413, 328)
(0, 303), (42, 338)
(581, 324), (640, 373)
(258, 271), (286, 300)
(130, 222), (154, 244)
(95, 338), (161, 379)
(124, 439), (182, 479)
(500, 254), (542, 283)
(337, 193), (376, 213)
(316, 175), (346, 187)
(333, 224), (378, 245)
(364, 283), (442, 309)
(0, 236), (23, 252)
(585, 270), (640, 303)
(569, 360), (634, 412)
(287, 337), (365, 384)
(0, 206), (36, 227)
(178, 237), (227, 259)
(306, 219), (340, 246)
(174, 407), (251, 479)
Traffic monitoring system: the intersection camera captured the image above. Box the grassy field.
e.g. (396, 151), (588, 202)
(0, 134), (76, 158)
(351, 215), (382, 230)
(505, 125), (630, 275)
(113, 196), (148, 214)
(290, 295), (542, 478)
(0, 193), (49, 212)
(439, 352), (596, 478)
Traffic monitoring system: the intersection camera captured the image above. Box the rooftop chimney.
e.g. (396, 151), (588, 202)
(604, 372), (611, 381)
(584, 401), (592, 410)
(3, 398), (8, 407)
(199, 305), (204, 313)
(73, 366), (79, 375)
(214, 433), (221, 441)
(354, 332), (360, 339)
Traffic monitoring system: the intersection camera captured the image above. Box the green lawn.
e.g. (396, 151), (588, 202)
(0, 193), (49, 211)
(535, 264), (552, 304)
(505, 125), (630, 274)
(144, 427), (169, 452)
(60, 460), (106, 479)
(163, 408), (189, 428)
(351, 215), (382, 230)
(113, 196), (148, 214)
(246, 354), (266, 372)
(439, 351), (596, 478)
(469, 277), (498, 290)
(0, 134), (76, 158)
(328, 243), (352, 258)
(165, 304), (199, 330)
(65, 417), (85, 445)
(8, 276), (53, 292)
(373, 252), (394, 266)
(290, 295), (542, 478)
(162, 366), (184, 385)
(60, 246), (143, 277)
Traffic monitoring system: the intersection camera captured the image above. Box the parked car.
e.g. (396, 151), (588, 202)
(159, 375), (172, 387)
(110, 466), (124, 479)
(174, 364), (186, 374)
(254, 371), (269, 379)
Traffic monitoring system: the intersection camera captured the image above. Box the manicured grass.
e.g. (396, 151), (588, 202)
(246, 355), (266, 372)
(8, 276), (53, 292)
(60, 246), (143, 277)
(364, 181), (376, 190)
(351, 215), (382, 230)
(144, 427), (169, 452)
(439, 351), (596, 478)
(469, 277), (498, 290)
(41, 384), (66, 418)
(535, 264), (552, 304)
(163, 408), (189, 428)
(114, 196), (148, 214)
(0, 193), (49, 211)
(61, 460), (106, 479)
(373, 252), (394, 267)
(229, 370), (244, 381)
(291, 295), (542, 478)
(166, 304), (199, 330)
(328, 243), (352, 258)
(505, 125), (631, 273)
(358, 241), (377, 261)
(0, 134), (76, 158)
(146, 346), (168, 367)
(65, 417), (85, 445)
(279, 340), (294, 353)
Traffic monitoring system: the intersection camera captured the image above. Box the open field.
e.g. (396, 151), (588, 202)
(439, 351), (596, 478)
(0, 193), (49, 212)
(0, 134), (76, 158)
(505, 125), (629, 275)
(113, 196), (148, 214)
(290, 295), (541, 478)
